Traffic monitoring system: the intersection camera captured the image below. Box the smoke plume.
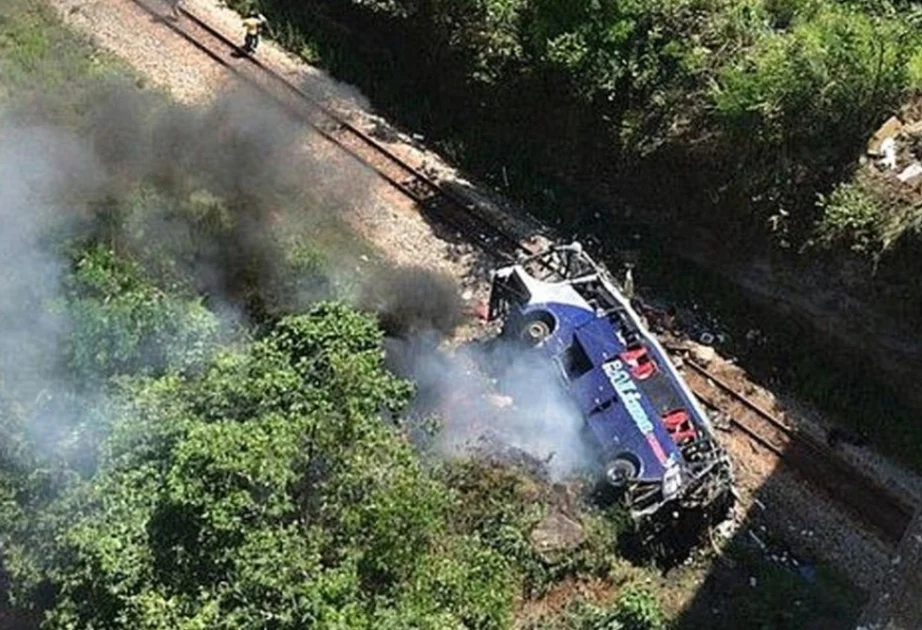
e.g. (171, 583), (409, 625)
(360, 266), (466, 338)
(377, 269), (593, 481)
(0, 77), (376, 466)
(1, 74), (590, 483)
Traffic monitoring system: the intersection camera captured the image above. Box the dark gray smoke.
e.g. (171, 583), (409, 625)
(0, 77), (377, 466)
(1, 75), (589, 481)
(75, 79), (375, 317)
(361, 266), (466, 337)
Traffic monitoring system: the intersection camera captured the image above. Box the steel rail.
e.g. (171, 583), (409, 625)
(677, 352), (915, 545)
(130, 0), (529, 260)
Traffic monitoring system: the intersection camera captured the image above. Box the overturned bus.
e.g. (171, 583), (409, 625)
(485, 242), (733, 521)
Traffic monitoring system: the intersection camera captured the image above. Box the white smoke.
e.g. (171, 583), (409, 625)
(387, 333), (595, 481)
(0, 120), (103, 394)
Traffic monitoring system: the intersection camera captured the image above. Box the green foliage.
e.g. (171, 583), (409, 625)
(66, 246), (219, 381)
(675, 540), (860, 629)
(532, 586), (666, 630)
(7, 305), (517, 629)
(713, 4), (910, 150)
(0, 0), (126, 116)
(814, 179), (887, 254)
(611, 587), (667, 630)
(439, 460), (631, 597)
(813, 174), (922, 262)
(253, 0), (922, 261)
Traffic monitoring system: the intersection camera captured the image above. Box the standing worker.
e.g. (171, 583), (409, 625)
(167, 0), (182, 20)
(241, 11), (268, 54)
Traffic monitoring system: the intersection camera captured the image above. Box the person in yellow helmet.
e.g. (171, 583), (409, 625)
(167, 0), (182, 20)
(241, 11), (267, 54)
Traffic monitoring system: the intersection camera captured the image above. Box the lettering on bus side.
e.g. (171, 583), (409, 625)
(603, 359), (668, 464)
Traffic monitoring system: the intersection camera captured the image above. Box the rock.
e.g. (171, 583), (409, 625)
(690, 343), (717, 365)
(868, 116), (903, 155)
(530, 509), (586, 562)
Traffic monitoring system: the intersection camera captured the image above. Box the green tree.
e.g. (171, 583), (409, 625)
(12, 304), (515, 629)
(66, 245), (219, 382)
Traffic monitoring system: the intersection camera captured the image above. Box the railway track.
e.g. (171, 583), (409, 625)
(128, 0), (916, 547)
(675, 352), (916, 546)
(130, 0), (532, 262)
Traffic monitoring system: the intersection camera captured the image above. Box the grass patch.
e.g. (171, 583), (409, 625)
(0, 0), (127, 109)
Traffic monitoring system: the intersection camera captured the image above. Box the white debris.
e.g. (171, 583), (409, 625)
(897, 162), (922, 183)
(748, 530), (768, 551)
(749, 576), (758, 588)
(880, 137), (898, 170)
(868, 116), (903, 155)
(487, 394), (514, 408)
(461, 289), (473, 301)
(714, 518), (738, 540)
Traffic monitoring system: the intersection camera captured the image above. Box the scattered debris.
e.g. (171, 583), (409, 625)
(896, 162), (922, 183)
(868, 116), (903, 156)
(713, 516), (740, 541)
(748, 529), (768, 552)
(710, 411), (732, 432)
(880, 137), (899, 170)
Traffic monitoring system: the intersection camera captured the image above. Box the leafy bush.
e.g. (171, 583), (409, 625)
(814, 179), (888, 254)
(613, 587), (667, 630)
(9, 304), (517, 629)
(534, 586), (666, 630)
(711, 3), (912, 227)
(247, 0), (922, 260)
(66, 245), (219, 381)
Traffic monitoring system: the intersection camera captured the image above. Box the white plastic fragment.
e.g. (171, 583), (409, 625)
(748, 530), (767, 551)
(897, 162), (922, 182)
(881, 137), (898, 170)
